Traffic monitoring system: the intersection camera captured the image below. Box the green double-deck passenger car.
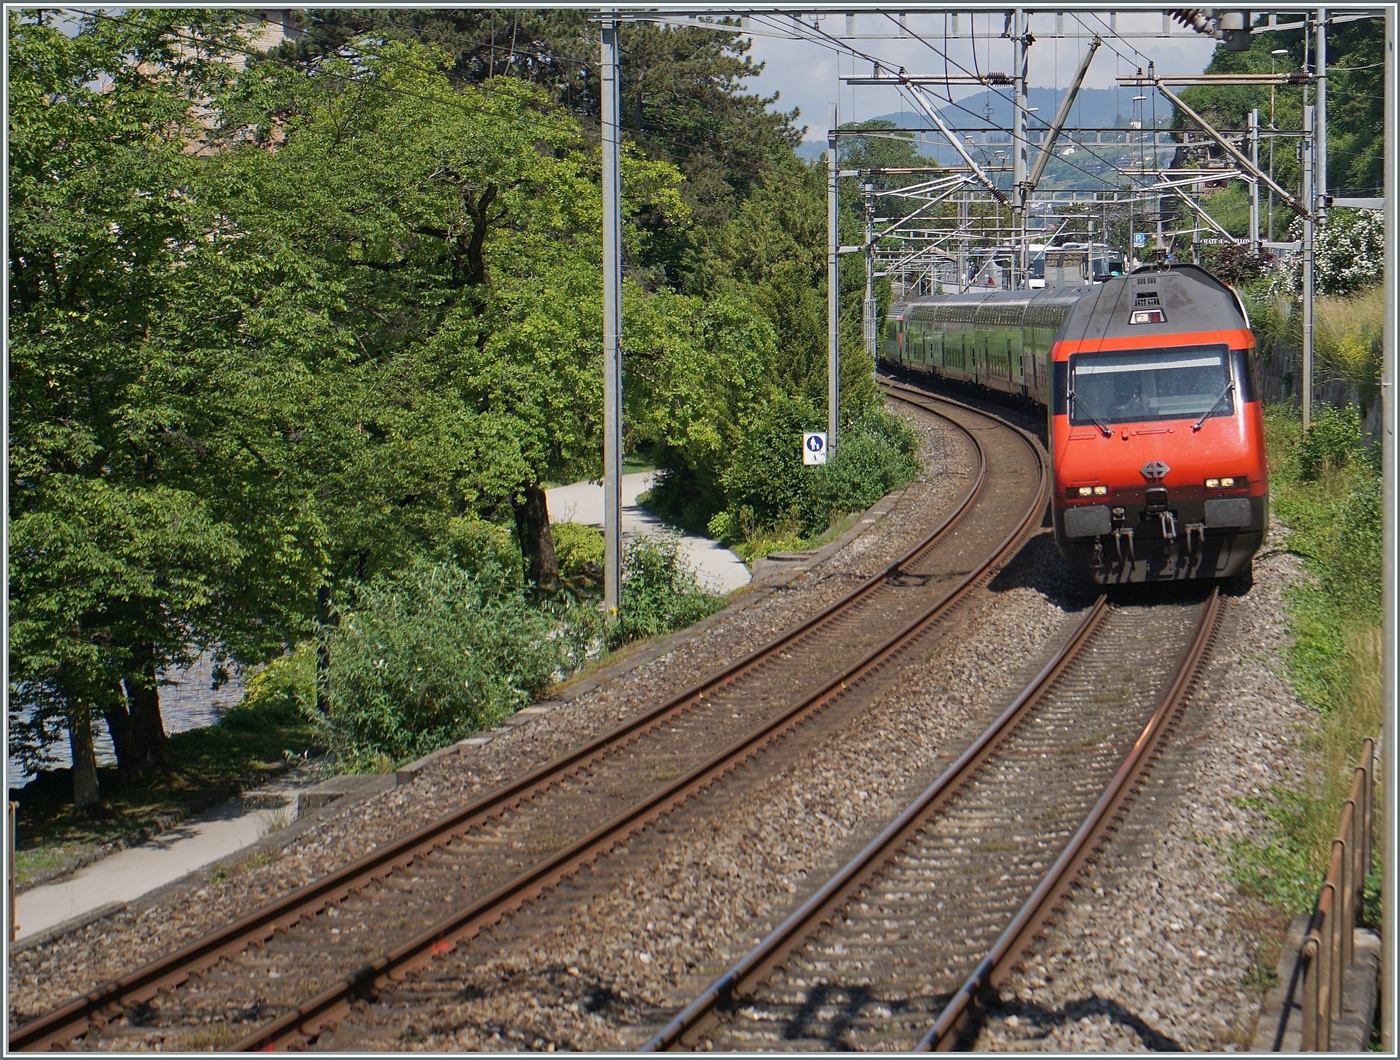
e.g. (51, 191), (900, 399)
(883, 288), (1086, 404)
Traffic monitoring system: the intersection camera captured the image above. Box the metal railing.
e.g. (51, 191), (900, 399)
(1299, 737), (1376, 1050)
(8, 800), (18, 942)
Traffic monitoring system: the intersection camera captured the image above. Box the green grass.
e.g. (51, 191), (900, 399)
(726, 511), (864, 569)
(12, 699), (318, 887)
(1222, 404), (1382, 916)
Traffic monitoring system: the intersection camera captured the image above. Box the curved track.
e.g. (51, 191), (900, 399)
(644, 588), (1223, 1052)
(12, 396), (1047, 1052)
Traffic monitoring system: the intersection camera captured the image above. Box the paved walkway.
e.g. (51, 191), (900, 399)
(546, 472), (750, 594)
(14, 783), (297, 941)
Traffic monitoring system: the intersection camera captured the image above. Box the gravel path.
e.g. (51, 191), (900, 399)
(8, 400), (969, 1024)
(972, 530), (1318, 1052)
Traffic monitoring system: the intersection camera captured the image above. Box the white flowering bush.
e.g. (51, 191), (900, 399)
(1282, 208), (1385, 296)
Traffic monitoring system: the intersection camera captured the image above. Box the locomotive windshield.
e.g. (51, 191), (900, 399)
(1069, 344), (1232, 426)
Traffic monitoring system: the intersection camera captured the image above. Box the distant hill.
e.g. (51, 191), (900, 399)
(796, 85), (1168, 163)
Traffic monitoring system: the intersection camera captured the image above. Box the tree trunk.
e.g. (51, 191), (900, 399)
(512, 482), (561, 593)
(102, 646), (167, 783)
(125, 649), (168, 770)
(101, 693), (142, 785)
(316, 584), (332, 714)
(66, 708), (100, 808)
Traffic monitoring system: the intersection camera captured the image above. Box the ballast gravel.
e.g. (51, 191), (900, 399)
(8, 399), (967, 1022)
(972, 530), (1319, 1052)
(10, 395), (1323, 1058)
(321, 536), (1090, 1051)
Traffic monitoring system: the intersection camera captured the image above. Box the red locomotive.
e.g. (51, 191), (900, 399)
(882, 264), (1267, 584)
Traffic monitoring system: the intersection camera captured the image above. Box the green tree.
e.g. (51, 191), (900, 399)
(275, 11), (801, 227)
(7, 9), (326, 800)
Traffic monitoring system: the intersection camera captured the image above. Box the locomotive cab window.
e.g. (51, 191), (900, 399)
(1067, 344), (1233, 426)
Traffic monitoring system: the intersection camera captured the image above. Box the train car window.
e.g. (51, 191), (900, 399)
(1068, 344), (1232, 426)
(1233, 348), (1260, 403)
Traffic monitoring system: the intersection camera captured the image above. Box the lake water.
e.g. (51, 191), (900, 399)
(7, 654), (246, 785)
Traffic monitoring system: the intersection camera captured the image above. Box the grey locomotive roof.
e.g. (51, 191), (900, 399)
(887, 265), (1248, 346)
(1056, 264), (1249, 345)
(892, 286), (1086, 324)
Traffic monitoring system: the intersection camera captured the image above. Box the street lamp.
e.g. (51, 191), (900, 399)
(1269, 48), (1289, 241)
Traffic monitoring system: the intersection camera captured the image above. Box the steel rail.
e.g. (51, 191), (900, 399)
(643, 588), (1221, 1053)
(642, 594), (1111, 1052)
(917, 586), (1223, 1050)
(5, 396), (1026, 1052)
(228, 406), (1051, 1051)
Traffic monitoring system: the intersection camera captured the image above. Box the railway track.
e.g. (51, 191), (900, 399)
(11, 395), (1048, 1052)
(643, 588), (1223, 1052)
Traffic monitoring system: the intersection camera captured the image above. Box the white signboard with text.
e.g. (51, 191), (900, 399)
(802, 432), (828, 466)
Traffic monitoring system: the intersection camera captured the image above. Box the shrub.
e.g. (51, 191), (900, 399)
(1297, 402), (1363, 480)
(222, 644), (314, 732)
(806, 409), (920, 530)
(443, 518), (524, 586)
(1283, 208), (1384, 297)
(314, 558), (567, 763)
(608, 532), (725, 649)
(551, 522), (604, 582)
(720, 394), (824, 530)
(720, 400), (921, 539)
(706, 509), (740, 545)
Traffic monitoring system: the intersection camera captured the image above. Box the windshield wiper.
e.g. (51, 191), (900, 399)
(1192, 380), (1236, 431)
(1069, 386), (1113, 437)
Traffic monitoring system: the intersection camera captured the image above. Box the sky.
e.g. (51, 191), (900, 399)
(728, 10), (1224, 142)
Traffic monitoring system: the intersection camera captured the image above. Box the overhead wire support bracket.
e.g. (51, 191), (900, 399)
(898, 84), (1009, 207)
(1026, 36), (1101, 195)
(1150, 79), (1313, 218)
(1118, 72), (1314, 85)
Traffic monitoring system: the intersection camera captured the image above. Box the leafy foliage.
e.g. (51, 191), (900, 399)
(8, 10), (921, 800)
(277, 11), (803, 228)
(550, 523), (605, 583)
(1181, 16), (1384, 197)
(719, 404), (920, 540)
(315, 560), (573, 763)
(7, 10), (327, 785)
(607, 534), (726, 649)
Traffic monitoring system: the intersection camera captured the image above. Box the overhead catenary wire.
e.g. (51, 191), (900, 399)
(864, 11), (1172, 196)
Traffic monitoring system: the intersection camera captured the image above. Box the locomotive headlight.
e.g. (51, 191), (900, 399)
(1205, 476), (1244, 489)
(1093, 485), (1109, 496)
(1205, 478), (1219, 489)
(1075, 486), (1094, 497)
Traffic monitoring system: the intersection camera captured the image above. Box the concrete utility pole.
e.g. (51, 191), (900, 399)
(1381, 10), (1395, 1050)
(1249, 109), (1261, 253)
(863, 181), (877, 365)
(958, 189), (969, 293)
(1316, 8), (1329, 222)
(1012, 8), (1029, 287)
(828, 103), (840, 453)
(601, 13), (623, 613)
(1302, 103), (1315, 431)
